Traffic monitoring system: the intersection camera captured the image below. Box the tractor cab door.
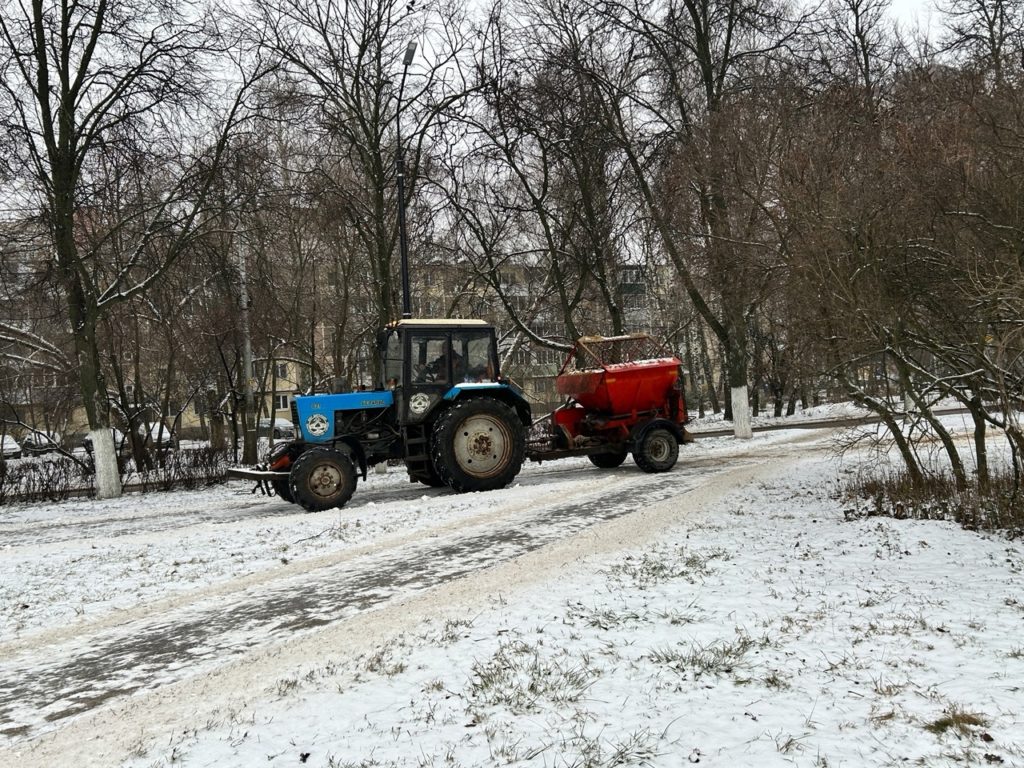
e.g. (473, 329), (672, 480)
(405, 329), (498, 387)
(397, 331), (452, 425)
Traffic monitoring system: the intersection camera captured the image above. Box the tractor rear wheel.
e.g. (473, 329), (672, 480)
(288, 447), (357, 511)
(588, 448), (628, 469)
(633, 428), (678, 473)
(430, 398), (525, 492)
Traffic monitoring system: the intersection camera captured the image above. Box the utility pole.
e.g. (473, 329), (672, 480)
(237, 232), (257, 464)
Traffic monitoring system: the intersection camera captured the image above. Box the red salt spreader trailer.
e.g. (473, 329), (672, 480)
(526, 334), (692, 472)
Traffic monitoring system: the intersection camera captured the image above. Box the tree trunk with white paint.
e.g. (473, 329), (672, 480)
(90, 428), (122, 499)
(731, 386), (753, 439)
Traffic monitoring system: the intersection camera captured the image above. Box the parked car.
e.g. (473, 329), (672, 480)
(21, 430), (61, 455)
(138, 422), (176, 449)
(0, 434), (22, 460)
(81, 428), (130, 457)
(259, 418), (295, 440)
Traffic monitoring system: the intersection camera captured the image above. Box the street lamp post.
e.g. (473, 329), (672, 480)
(396, 40), (417, 319)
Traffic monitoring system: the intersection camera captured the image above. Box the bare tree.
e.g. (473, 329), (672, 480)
(442, 0), (658, 364)
(0, 0), (263, 496)
(941, 0), (1024, 83)
(249, 0), (475, 340)
(578, 0), (808, 437)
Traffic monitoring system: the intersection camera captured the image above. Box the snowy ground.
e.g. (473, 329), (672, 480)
(2, 422), (1022, 767)
(686, 400), (873, 432)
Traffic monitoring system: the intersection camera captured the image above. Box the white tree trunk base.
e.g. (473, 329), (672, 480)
(90, 428), (123, 499)
(731, 386), (753, 439)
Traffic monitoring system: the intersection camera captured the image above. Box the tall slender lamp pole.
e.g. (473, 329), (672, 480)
(396, 41), (417, 319)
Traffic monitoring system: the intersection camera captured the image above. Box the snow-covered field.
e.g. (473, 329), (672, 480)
(2, 423), (1022, 767)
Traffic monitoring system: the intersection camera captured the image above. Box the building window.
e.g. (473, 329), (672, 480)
(620, 265), (643, 284)
(618, 265), (646, 304)
(530, 323), (561, 339)
(535, 349), (563, 366)
(276, 363), (289, 380)
(274, 394), (289, 411)
(508, 294), (531, 312)
(510, 348), (532, 367)
(622, 293), (647, 310)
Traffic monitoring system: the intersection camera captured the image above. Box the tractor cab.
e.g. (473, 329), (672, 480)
(379, 319), (504, 427)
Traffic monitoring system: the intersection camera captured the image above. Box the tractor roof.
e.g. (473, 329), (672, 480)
(390, 318), (490, 328)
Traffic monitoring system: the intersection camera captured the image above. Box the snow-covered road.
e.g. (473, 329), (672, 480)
(6, 424), (1018, 768)
(1, 433), (813, 754)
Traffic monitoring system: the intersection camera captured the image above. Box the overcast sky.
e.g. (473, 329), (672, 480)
(889, 0), (943, 35)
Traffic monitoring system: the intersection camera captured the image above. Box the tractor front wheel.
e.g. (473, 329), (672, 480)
(271, 476), (295, 503)
(288, 448), (357, 511)
(633, 428), (679, 473)
(431, 398), (525, 492)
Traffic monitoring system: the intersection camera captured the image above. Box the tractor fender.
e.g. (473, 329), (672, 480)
(332, 437), (367, 479)
(441, 382), (533, 427)
(629, 418), (684, 448)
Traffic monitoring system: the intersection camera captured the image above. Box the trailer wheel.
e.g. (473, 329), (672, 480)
(431, 398), (525, 492)
(633, 427), (678, 473)
(588, 448), (628, 469)
(288, 447), (357, 511)
(271, 476), (295, 503)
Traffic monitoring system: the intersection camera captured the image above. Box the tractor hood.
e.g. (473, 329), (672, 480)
(292, 390), (394, 442)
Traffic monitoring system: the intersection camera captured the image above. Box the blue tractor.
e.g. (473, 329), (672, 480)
(230, 318), (532, 511)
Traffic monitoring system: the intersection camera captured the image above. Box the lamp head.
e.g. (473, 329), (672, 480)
(403, 41), (417, 66)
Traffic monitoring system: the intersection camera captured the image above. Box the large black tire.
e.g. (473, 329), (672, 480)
(588, 448), (628, 469)
(271, 476), (294, 503)
(409, 462), (447, 487)
(430, 398), (526, 492)
(633, 427), (679, 473)
(288, 447), (357, 511)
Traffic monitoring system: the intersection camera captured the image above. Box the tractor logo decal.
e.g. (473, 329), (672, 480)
(306, 413), (330, 437)
(408, 393), (431, 415)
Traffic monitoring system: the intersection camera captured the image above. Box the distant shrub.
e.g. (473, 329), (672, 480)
(134, 447), (228, 492)
(0, 448), (227, 505)
(0, 456), (91, 504)
(844, 470), (1024, 538)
